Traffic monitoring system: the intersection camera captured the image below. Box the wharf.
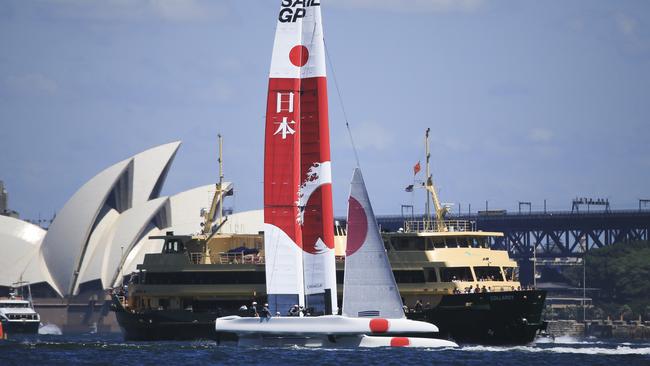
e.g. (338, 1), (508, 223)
(546, 320), (650, 340)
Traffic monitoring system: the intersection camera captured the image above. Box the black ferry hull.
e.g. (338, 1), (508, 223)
(113, 291), (546, 344)
(407, 290), (547, 345)
(114, 308), (220, 341)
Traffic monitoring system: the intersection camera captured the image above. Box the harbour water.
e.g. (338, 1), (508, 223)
(1, 333), (648, 366)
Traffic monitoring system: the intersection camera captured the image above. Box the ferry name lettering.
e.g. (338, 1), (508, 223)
(489, 295), (514, 301)
(279, 0), (320, 23)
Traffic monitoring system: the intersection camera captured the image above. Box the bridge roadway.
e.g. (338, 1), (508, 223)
(358, 209), (650, 259)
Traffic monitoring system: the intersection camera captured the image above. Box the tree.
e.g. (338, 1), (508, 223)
(563, 240), (650, 318)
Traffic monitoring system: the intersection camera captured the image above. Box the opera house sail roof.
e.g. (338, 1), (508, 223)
(35, 142), (180, 297)
(0, 140), (264, 300)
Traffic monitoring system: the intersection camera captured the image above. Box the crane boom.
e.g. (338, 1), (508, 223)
(424, 128), (448, 230)
(202, 134), (230, 236)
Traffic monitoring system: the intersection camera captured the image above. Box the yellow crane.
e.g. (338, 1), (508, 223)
(197, 134), (234, 263)
(423, 128), (449, 231)
(202, 134), (227, 236)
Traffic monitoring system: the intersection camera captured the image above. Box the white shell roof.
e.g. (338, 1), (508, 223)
(221, 209), (264, 235)
(102, 197), (170, 289)
(39, 142), (181, 297)
(115, 226), (163, 287)
(132, 141), (181, 204)
(0, 216), (46, 287)
(76, 209), (121, 288)
(40, 158), (134, 296)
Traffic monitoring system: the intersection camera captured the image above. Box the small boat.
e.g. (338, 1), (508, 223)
(0, 282), (41, 335)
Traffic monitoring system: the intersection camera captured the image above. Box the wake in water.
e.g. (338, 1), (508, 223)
(458, 344), (650, 355)
(38, 324), (62, 335)
(534, 335), (603, 345)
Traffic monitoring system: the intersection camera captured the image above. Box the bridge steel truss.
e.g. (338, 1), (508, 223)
(371, 210), (650, 260)
(471, 211), (650, 260)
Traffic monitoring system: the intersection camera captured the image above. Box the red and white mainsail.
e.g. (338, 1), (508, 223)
(264, 0), (337, 315)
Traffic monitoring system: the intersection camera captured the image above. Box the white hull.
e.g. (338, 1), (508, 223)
(233, 334), (457, 348)
(215, 315), (438, 336)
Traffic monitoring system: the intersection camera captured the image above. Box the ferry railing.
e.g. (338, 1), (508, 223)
(403, 219), (476, 233)
(218, 252), (265, 264)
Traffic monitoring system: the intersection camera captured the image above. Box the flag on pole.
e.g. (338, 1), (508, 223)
(413, 161), (421, 176)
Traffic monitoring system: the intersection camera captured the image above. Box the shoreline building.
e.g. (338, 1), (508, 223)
(0, 180), (19, 219)
(0, 181), (6, 214)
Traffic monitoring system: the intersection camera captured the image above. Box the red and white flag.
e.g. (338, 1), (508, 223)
(413, 161), (421, 176)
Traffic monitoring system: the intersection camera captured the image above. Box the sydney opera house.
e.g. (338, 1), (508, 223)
(0, 142), (262, 332)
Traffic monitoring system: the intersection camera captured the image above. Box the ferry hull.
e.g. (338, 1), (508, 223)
(113, 307), (221, 341)
(407, 290), (547, 345)
(112, 291), (546, 344)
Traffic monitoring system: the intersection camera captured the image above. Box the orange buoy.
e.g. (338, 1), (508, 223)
(0, 321), (5, 340)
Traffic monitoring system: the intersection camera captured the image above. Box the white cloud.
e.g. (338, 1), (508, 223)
(529, 128), (553, 143)
(30, 0), (228, 23)
(615, 13), (637, 37)
(350, 121), (394, 151)
(2, 74), (59, 96)
(328, 0), (484, 13)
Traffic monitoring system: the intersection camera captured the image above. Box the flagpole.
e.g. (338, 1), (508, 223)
(425, 128), (431, 222)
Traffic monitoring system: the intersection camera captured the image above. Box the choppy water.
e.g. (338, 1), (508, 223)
(1, 333), (649, 366)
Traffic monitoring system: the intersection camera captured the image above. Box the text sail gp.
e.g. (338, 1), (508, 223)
(279, 0), (321, 23)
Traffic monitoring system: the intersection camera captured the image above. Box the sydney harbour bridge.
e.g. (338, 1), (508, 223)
(337, 200), (650, 284)
(373, 209), (649, 259)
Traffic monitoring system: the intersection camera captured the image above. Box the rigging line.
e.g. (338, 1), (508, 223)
(324, 40), (361, 168)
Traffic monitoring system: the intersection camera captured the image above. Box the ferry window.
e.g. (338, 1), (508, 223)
(425, 269), (438, 282)
(439, 267), (474, 282)
(145, 271), (266, 285)
(393, 270), (425, 283)
(432, 239), (445, 248)
(392, 237), (425, 251)
(474, 266), (504, 281)
(503, 267), (518, 281)
(476, 238), (488, 248)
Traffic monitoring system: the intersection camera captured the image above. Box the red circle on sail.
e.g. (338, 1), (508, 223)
(346, 197), (367, 256)
(390, 337), (411, 347)
(369, 318), (389, 333)
(289, 45), (309, 67)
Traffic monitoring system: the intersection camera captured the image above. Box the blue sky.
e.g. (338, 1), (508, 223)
(1, 0), (649, 221)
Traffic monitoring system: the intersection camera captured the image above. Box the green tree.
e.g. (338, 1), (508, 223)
(564, 240), (650, 317)
(618, 304), (634, 321)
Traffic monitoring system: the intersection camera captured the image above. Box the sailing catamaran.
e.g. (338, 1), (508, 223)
(215, 1), (456, 347)
(215, 169), (457, 348)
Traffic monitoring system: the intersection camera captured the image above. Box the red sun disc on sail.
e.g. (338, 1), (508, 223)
(289, 45), (309, 67)
(346, 197), (367, 256)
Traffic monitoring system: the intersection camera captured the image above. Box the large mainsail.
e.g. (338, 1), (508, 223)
(264, 0), (337, 315)
(343, 168), (405, 318)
